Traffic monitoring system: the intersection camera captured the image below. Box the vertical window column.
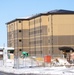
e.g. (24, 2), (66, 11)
(40, 17), (42, 56)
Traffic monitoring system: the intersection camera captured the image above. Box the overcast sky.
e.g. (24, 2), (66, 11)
(0, 0), (74, 46)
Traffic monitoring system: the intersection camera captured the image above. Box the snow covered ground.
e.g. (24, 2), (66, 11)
(0, 66), (74, 75)
(0, 57), (74, 75)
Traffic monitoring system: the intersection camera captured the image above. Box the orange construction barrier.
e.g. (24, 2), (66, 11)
(44, 55), (51, 63)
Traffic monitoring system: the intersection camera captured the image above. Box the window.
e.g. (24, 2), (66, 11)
(19, 30), (22, 32)
(48, 39), (50, 44)
(19, 49), (22, 51)
(34, 41), (36, 44)
(30, 21), (34, 25)
(40, 40), (42, 43)
(19, 39), (22, 42)
(35, 18), (41, 24)
(40, 29), (42, 33)
(49, 40), (50, 43)
(19, 20), (21, 23)
(48, 17), (49, 21)
(29, 41), (31, 44)
(40, 18), (41, 22)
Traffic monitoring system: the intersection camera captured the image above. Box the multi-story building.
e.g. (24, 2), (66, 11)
(6, 9), (74, 57)
(7, 18), (29, 57)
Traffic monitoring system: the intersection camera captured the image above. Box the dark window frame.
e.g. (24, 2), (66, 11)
(19, 39), (22, 42)
(19, 30), (22, 32)
(19, 20), (21, 23)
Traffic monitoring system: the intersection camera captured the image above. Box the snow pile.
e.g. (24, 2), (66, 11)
(51, 58), (70, 66)
(57, 58), (70, 65)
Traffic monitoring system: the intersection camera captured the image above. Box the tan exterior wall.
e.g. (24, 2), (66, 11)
(30, 19), (34, 28)
(35, 17), (41, 27)
(47, 14), (74, 56)
(7, 20), (30, 56)
(7, 13), (74, 57)
(22, 21), (29, 29)
(52, 14), (74, 36)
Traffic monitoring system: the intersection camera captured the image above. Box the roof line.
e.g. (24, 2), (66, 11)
(6, 9), (74, 24)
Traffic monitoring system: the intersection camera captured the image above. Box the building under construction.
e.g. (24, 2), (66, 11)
(6, 9), (74, 57)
